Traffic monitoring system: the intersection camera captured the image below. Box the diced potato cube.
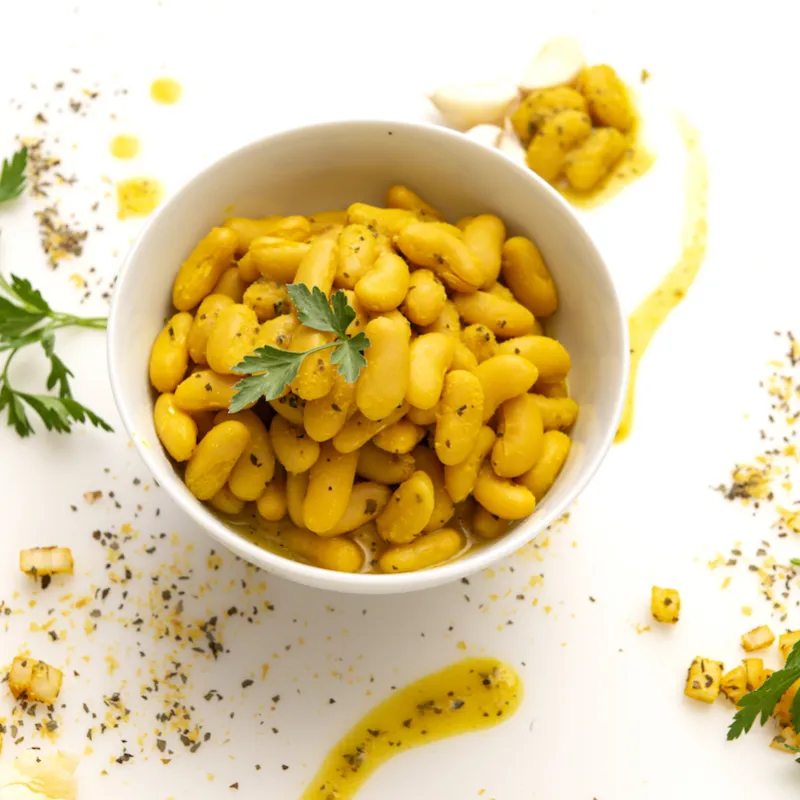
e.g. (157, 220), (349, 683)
(758, 668), (774, 688)
(741, 625), (775, 652)
(771, 726), (799, 753)
(27, 661), (63, 704)
(7, 656), (63, 704)
(774, 679), (800, 726)
(651, 586), (680, 624)
(779, 630), (800, 661)
(19, 547), (74, 577)
(8, 656), (34, 698)
(684, 656), (724, 704)
(743, 658), (765, 690)
(721, 665), (748, 704)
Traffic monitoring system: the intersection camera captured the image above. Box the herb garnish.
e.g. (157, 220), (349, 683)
(728, 638), (800, 749)
(0, 273), (112, 437)
(228, 284), (370, 413)
(0, 146), (27, 204)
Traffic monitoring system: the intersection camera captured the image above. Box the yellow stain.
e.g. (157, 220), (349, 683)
(117, 178), (163, 220)
(301, 658), (521, 800)
(616, 114), (708, 442)
(110, 134), (140, 159)
(151, 78), (182, 104)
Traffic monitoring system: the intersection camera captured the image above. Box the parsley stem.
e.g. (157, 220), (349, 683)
(2, 347), (19, 381)
(51, 313), (108, 330)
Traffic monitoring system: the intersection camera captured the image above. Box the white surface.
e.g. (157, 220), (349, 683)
(108, 119), (626, 593)
(1, 1), (799, 798)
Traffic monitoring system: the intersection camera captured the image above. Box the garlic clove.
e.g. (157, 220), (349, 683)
(498, 119), (527, 163)
(429, 82), (519, 131)
(463, 124), (503, 148)
(519, 36), (585, 93)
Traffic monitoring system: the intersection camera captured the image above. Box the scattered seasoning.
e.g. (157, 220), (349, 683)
(713, 331), (800, 617)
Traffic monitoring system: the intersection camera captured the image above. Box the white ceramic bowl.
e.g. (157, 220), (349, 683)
(108, 120), (627, 594)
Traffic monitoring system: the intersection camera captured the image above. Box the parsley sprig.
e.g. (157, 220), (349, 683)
(0, 273), (112, 437)
(0, 146), (27, 204)
(229, 284), (370, 413)
(728, 638), (800, 748)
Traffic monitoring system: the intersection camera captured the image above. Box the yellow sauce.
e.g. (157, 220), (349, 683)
(116, 178), (163, 220)
(615, 115), (709, 442)
(302, 657), (522, 799)
(109, 134), (140, 159)
(150, 78), (182, 104)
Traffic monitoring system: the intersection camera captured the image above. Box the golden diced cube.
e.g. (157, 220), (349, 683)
(771, 726), (799, 753)
(19, 546), (74, 577)
(7, 656), (63, 704)
(721, 665), (748, 704)
(779, 630), (800, 661)
(684, 656), (724, 704)
(8, 656), (34, 699)
(741, 625), (775, 652)
(743, 658), (765, 690)
(27, 661), (63, 705)
(774, 679), (800, 726)
(651, 586), (680, 624)
(758, 668), (774, 688)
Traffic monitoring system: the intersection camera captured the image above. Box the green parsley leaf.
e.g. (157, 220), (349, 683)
(229, 346), (307, 413)
(228, 285), (370, 411)
(728, 639), (800, 740)
(0, 271), (112, 437)
(329, 289), (357, 338)
(330, 331), (369, 383)
(0, 146), (27, 204)
(791, 558), (800, 567)
(288, 284), (341, 335)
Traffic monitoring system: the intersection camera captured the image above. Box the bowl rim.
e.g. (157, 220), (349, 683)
(107, 118), (629, 594)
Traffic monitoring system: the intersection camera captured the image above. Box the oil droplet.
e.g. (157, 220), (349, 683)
(615, 114), (708, 442)
(109, 134), (140, 159)
(301, 657), (522, 799)
(117, 178), (163, 220)
(150, 78), (182, 104)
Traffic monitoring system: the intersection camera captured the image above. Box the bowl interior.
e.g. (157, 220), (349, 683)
(109, 120), (627, 594)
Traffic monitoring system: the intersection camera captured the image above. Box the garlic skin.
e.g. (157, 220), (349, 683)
(463, 124), (503, 148)
(519, 36), (585, 93)
(429, 82), (519, 131)
(498, 119), (527, 163)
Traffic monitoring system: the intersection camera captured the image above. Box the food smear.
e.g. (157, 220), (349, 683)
(616, 115), (708, 442)
(301, 657), (522, 799)
(116, 178), (163, 220)
(150, 77), (182, 104)
(109, 133), (140, 159)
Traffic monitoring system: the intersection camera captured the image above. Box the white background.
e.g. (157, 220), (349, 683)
(0, 1), (799, 797)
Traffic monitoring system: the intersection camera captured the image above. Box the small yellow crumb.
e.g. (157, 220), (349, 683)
(741, 606), (752, 616)
(456, 641), (467, 651)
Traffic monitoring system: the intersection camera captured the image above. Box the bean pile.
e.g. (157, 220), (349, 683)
(148, 186), (577, 574)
